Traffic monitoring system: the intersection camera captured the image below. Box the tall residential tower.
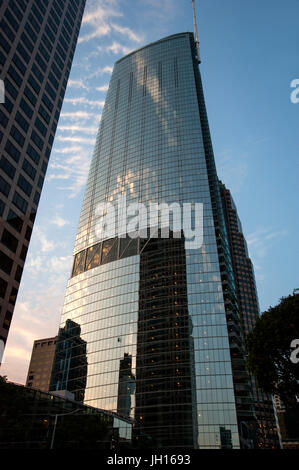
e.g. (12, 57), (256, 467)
(0, 0), (86, 359)
(50, 32), (274, 448)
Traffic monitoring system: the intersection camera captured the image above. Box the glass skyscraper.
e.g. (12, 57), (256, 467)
(51, 32), (264, 448)
(0, 0), (86, 359)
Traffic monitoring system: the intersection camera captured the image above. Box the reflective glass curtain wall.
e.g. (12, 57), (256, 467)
(51, 33), (242, 448)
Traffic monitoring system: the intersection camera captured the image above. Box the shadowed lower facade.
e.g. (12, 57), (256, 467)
(50, 33), (277, 448)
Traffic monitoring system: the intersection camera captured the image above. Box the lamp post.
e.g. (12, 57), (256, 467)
(50, 408), (81, 449)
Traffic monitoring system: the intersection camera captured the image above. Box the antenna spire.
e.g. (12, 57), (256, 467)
(192, 0), (201, 63)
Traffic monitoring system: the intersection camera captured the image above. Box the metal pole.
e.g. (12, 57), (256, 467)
(50, 414), (58, 450)
(192, 0), (201, 63)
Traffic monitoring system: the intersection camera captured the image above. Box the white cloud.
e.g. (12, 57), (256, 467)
(106, 41), (133, 55)
(56, 135), (96, 145)
(78, 2), (122, 44)
(246, 227), (288, 280)
(58, 124), (98, 135)
(51, 216), (70, 228)
(87, 65), (113, 80)
(96, 84), (109, 92)
(64, 97), (105, 108)
(111, 23), (142, 43)
(49, 148), (92, 198)
(68, 79), (88, 90)
(34, 227), (55, 253)
(60, 111), (91, 120)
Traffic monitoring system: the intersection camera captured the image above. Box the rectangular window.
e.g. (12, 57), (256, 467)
(12, 53), (26, 75)
(3, 311), (13, 330)
(20, 244), (28, 261)
(12, 191), (28, 214)
(4, 8), (19, 32)
(17, 43), (30, 63)
(8, 64), (22, 87)
(0, 156), (16, 180)
(35, 117), (47, 137)
(9, 287), (18, 306)
(18, 174), (32, 197)
(32, 62), (44, 84)
(28, 13), (40, 34)
(25, 21), (37, 42)
(1, 229), (18, 253)
(15, 111), (29, 133)
(28, 74), (40, 94)
(0, 277), (8, 299)
(21, 32), (34, 53)
(42, 93), (53, 112)
(0, 199), (5, 217)
(20, 98), (33, 119)
(5, 139), (20, 163)
(33, 191), (40, 205)
(7, 209), (23, 233)
(0, 18), (15, 42)
(26, 144), (40, 165)
(10, 125), (25, 147)
(31, 130), (44, 151)
(38, 104), (50, 124)
(0, 251), (13, 275)
(24, 86), (37, 106)
(15, 265), (23, 282)
(5, 78), (17, 100)
(0, 176), (10, 197)
(22, 159), (37, 181)
(0, 109), (8, 128)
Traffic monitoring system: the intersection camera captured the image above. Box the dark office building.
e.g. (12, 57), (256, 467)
(0, 0), (86, 359)
(26, 335), (57, 392)
(219, 181), (280, 448)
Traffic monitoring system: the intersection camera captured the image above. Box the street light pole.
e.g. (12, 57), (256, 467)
(50, 408), (81, 449)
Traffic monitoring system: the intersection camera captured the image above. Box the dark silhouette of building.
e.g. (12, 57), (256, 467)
(117, 353), (135, 418)
(0, 0), (86, 359)
(50, 320), (88, 402)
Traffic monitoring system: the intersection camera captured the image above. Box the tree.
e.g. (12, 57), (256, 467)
(246, 293), (299, 407)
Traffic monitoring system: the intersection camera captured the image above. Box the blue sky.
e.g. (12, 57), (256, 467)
(2, 0), (299, 383)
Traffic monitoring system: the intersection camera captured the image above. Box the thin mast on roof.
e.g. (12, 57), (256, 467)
(192, 0), (201, 63)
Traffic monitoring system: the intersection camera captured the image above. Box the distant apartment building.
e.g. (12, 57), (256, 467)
(0, 0), (86, 361)
(26, 336), (57, 391)
(219, 181), (280, 448)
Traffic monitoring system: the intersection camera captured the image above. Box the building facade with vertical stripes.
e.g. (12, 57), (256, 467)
(0, 0), (86, 359)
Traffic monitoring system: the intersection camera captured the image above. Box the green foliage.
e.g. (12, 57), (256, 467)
(246, 293), (299, 406)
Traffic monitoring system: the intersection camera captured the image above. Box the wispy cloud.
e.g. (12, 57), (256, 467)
(64, 97), (105, 108)
(78, 1), (122, 44)
(60, 111), (91, 120)
(58, 125), (98, 135)
(246, 227), (288, 280)
(105, 41), (133, 55)
(111, 23), (143, 43)
(68, 79), (88, 90)
(217, 149), (248, 194)
(56, 135), (96, 145)
(96, 84), (109, 92)
(49, 147), (92, 198)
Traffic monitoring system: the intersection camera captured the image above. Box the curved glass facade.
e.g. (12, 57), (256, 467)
(51, 33), (241, 448)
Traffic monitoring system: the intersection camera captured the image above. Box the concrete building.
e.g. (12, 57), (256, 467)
(0, 0), (86, 360)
